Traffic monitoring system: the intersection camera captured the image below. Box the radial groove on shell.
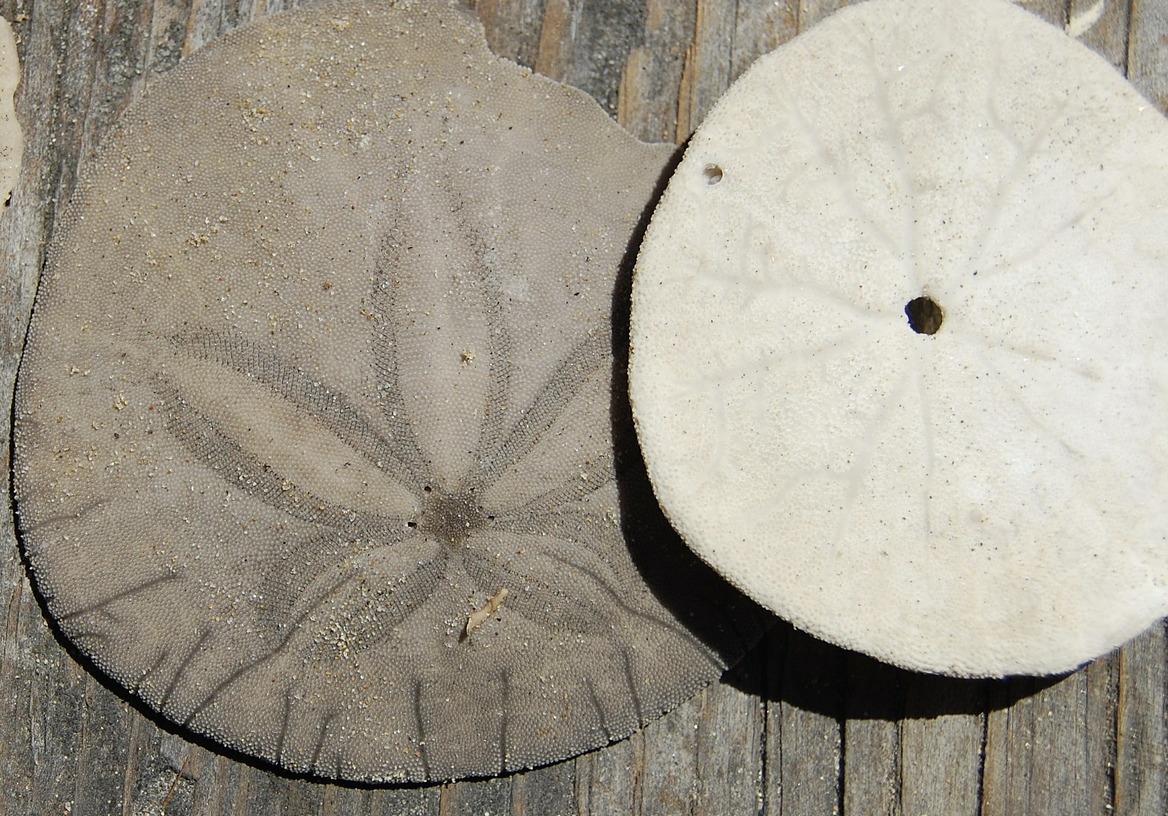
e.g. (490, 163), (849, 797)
(12, 0), (762, 782)
(629, 0), (1168, 677)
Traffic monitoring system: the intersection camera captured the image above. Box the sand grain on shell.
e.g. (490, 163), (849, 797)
(12, 0), (761, 782)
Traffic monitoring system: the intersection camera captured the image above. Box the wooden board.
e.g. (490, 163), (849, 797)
(1, 1), (1165, 813)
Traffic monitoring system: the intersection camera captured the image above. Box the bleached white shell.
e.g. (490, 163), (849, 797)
(0, 16), (20, 206)
(630, 0), (1168, 677)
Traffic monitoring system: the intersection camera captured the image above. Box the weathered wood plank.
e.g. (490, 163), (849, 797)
(507, 759), (577, 816)
(1116, 625), (1168, 816)
(1129, 0), (1168, 110)
(910, 677), (991, 816)
(573, 727), (640, 815)
(729, 0), (797, 81)
(768, 628), (846, 816)
(694, 669), (765, 815)
(1072, 0), (1131, 64)
(616, 0), (695, 143)
(2, 1), (1166, 815)
(840, 657), (900, 816)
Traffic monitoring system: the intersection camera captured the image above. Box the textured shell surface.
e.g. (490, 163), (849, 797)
(12, 0), (761, 782)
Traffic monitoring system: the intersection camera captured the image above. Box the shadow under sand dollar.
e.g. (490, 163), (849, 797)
(726, 623), (1069, 723)
(11, 0), (763, 784)
(608, 143), (769, 673)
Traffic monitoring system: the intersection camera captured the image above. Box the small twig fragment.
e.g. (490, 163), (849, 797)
(464, 587), (508, 638)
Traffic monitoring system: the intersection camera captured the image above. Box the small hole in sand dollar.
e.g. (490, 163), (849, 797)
(905, 295), (943, 335)
(703, 164), (724, 185)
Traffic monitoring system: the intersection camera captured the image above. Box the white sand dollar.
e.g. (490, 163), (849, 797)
(0, 16), (21, 207)
(629, 0), (1168, 676)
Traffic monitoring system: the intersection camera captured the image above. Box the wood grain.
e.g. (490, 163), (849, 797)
(2, 0), (1165, 813)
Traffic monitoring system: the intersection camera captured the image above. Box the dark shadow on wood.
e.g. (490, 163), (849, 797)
(608, 139), (771, 671)
(724, 620), (1065, 721)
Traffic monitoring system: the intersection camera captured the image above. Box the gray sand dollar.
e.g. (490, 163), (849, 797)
(630, 0), (1168, 677)
(12, 0), (760, 782)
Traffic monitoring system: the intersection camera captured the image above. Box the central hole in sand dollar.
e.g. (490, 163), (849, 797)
(904, 295), (943, 335)
(417, 488), (486, 547)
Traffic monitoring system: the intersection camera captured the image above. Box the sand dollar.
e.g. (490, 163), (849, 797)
(630, 0), (1168, 677)
(13, 0), (761, 782)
